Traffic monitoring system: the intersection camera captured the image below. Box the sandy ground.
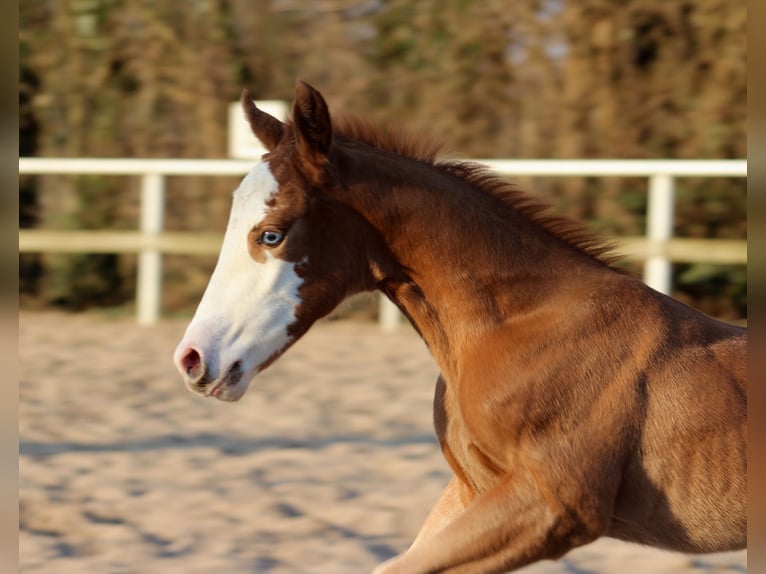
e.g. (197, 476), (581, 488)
(19, 311), (747, 573)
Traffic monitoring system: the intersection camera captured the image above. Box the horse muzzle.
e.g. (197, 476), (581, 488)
(174, 344), (246, 402)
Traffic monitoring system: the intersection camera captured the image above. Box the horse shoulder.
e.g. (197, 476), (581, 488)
(443, 304), (638, 503)
(436, 274), (746, 552)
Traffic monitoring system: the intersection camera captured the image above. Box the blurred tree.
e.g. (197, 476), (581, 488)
(19, 0), (747, 319)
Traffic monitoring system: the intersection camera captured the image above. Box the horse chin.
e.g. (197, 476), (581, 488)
(209, 382), (249, 402)
(195, 375), (251, 402)
(183, 360), (254, 402)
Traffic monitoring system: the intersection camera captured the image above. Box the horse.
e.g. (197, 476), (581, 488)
(173, 80), (747, 573)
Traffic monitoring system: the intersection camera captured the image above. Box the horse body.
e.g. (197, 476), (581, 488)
(174, 81), (746, 573)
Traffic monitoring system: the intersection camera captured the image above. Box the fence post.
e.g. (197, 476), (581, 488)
(644, 174), (675, 295)
(137, 173), (165, 325)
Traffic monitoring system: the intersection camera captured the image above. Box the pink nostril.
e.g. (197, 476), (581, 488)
(180, 347), (202, 379)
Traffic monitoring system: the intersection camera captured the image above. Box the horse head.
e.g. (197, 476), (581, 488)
(173, 81), (388, 401)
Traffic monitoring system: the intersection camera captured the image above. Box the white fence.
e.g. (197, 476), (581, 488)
(18, 158), (747, 328)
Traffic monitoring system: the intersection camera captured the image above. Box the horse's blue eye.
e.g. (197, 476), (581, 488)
(260, 230), (284, 247)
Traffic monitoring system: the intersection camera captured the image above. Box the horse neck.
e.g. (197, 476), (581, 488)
(333, 149), (613, 376)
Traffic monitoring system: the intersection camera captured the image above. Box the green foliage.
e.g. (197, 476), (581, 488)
(35, 174), (136, 309)
(676, 264), (747, 320)
(43, 253), (128, 310)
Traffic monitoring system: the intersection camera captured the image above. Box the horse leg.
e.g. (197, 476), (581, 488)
(372, 468), (607, 574)
(411, 374), (476, 547)
(409, 476), (474, 548)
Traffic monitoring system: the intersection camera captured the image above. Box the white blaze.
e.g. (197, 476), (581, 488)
(176, 161), (303, 397)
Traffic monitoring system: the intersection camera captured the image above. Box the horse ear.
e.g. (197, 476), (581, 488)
(241, 89), (284, 151)
(292, 79), (332, 162)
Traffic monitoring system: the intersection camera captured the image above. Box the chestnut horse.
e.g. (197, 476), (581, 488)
(174, 81), (746, 573)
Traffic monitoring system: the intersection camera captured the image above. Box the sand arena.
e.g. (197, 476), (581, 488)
(20, 312), (747, 573)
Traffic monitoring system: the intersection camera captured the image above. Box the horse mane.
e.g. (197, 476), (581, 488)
(332, 114), (622, 269)
(334, 114), (444, 164)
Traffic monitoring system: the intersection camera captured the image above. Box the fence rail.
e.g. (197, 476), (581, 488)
(18, 158), (747, 327)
